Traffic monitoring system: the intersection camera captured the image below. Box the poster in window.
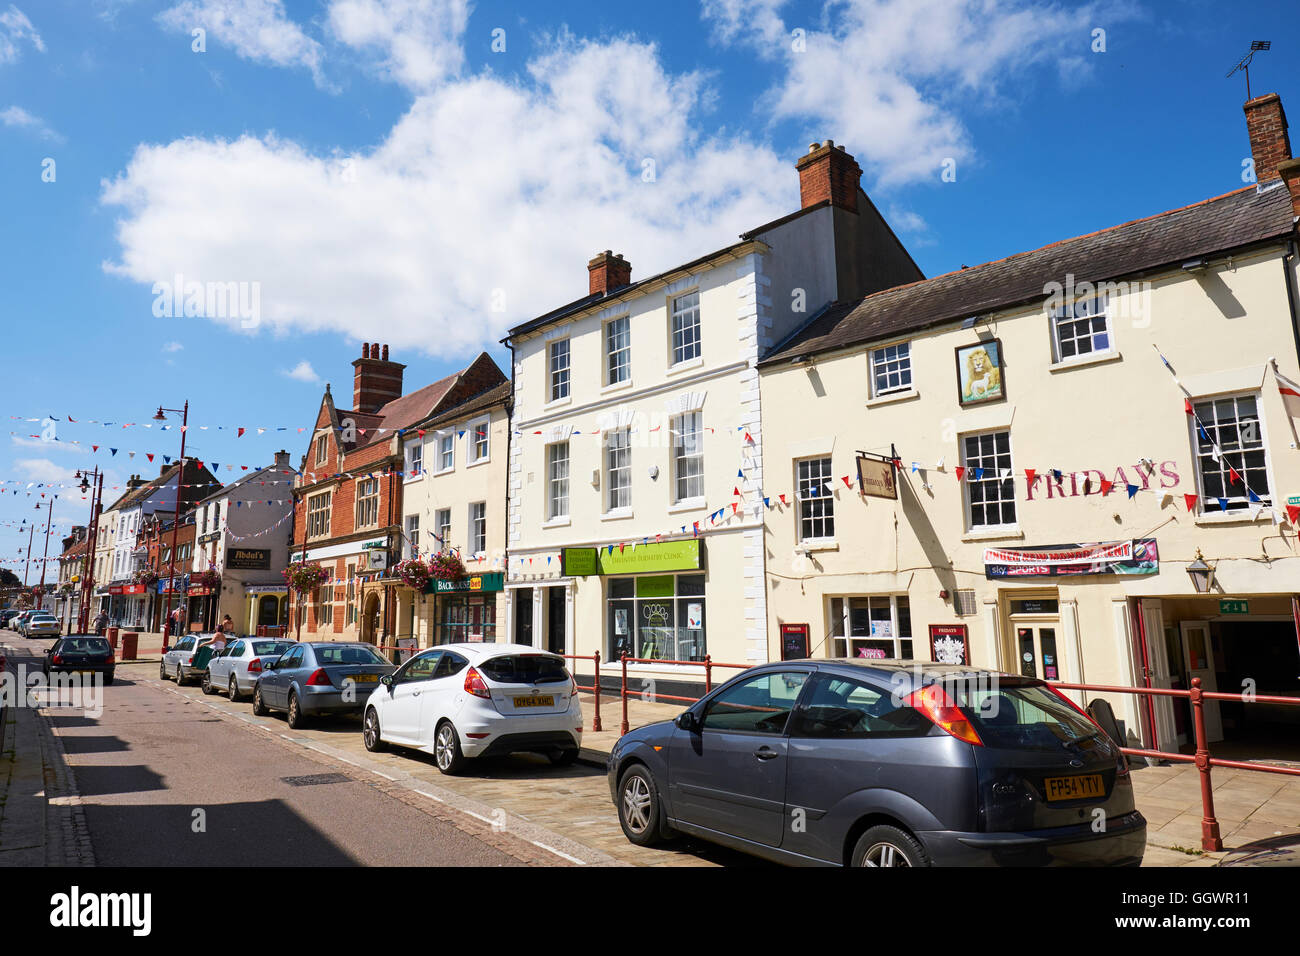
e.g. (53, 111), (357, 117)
(955, 339), (1006, 407)
(928, 624), (969, 665)
(686, 603), (703, 629)
(614, 608), (628, 636)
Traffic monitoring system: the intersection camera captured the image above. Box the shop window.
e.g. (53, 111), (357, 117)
(606, 573), (706, 662)
(828, 595), (912, 660)
(438, 595), (497, 643)
(1192, 393), (1271, 511)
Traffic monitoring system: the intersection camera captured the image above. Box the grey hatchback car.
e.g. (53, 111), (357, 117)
(253, 641), (395, 728)
(608, 660), (1145, 867)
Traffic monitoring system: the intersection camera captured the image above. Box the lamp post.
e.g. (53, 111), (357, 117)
(75, 467), (104, 634)
(155, 401), (189, 651)
(37, 496), (55, 604)
(21, 509), (36, 587)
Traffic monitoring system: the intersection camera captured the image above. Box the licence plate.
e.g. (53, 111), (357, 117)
(513, 695), (554, 708)
(349, 674), (379, 683)
(1044, 774), (1105, 801)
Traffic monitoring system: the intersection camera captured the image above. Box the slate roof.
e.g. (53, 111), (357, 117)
(762, 182), (1297, 365)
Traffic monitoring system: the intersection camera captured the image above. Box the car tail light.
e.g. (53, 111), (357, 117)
(107, 652), (116, 664)
(306, 668), (333, 687)
(905, 683), (983, 746)
(51, 654), (63, 666)
(570, 676), (578, 697)
(248, 658), (263, 674)
(464, 667), (490, 699)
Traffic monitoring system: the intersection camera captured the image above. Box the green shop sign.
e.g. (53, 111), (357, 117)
(562, 539), (702, 577)
(426, 572), (505, 594)
(1219, 599), (1249, 615)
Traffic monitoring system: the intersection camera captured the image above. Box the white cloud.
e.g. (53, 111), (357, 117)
(1, 105), (62, 141)
(0, 5), (44, 64)
(703, 0), (1137, 187)
(162, 340), (184, 352)
(11, 436), (88, 454)
(328, 0), (470, 91)
(15, 458), (79, 483)
(283, 360), (320, 382)
(100, 34), (793, 358)
(157, 0), (325, 85)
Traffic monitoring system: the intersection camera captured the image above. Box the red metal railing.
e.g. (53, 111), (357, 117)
(560, 652), (602, 732)
(1056, 678), (1300, 851)
(615, 654), (750, 734)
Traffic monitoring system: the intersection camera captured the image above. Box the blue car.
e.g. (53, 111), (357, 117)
(253, 641), (395, 728)
(608, 659), (1145, 867)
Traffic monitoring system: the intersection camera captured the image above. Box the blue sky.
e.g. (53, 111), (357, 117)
(0, 0), (1297, 572)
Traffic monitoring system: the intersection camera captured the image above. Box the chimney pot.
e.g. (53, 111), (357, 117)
(1245, 93), (1292, 183)
(588, 250), (633, 296)
(382, 344), (389, 361)
(352, 344), (406, 415)
(362, 343), (370, 359)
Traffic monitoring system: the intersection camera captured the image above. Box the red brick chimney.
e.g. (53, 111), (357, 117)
(588, 251), (631, 296)
(795, 140), (863, 213)
(352, 343), (406, 415)
(1245, 93), (1292, 183)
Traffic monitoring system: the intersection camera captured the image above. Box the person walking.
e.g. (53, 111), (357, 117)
(93, 609), (108, 635)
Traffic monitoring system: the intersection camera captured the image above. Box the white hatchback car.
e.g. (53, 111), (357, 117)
(362, 643), (584, 774)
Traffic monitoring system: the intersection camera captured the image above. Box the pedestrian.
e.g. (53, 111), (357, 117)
(222, 613), (235, 636)
(93, 610), (108, 635)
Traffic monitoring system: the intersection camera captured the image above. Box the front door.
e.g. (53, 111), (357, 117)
(514, 589), (533, 646)
(546, 586), (566, 655)
(1181, 621), (1224, 742)
(667, 670), (810, 847)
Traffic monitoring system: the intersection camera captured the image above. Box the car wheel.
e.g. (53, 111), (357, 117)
(252, 685), (268, 716)
(617, 765), (667, 846)
(159, 662), (169, 681)
(851, 825), (929, 868)
(175, 663), (187, 686)
(549, 748), (579, 767)
(201, 672), (215, 695)
(104, 671), (114, 686)
(363, 708), (387, 753)
(228, 675), (241, 701)
(286, 691), (305, 729)
(433, 721), (465, 775)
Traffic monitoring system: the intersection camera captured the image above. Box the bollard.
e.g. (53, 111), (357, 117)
(705, 654), (713, 693)
(1190, 678), (1224, 852)
(620, 652), (629, 736)
(592, 650), (602, 732)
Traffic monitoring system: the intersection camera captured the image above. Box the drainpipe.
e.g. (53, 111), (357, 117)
(504, 338), (516, 647)
(1284, 241), (1300, 370)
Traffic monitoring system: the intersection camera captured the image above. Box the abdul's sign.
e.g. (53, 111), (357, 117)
(226, 548), (271, 570)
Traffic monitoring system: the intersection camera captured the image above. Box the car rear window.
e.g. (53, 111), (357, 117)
(951, 681), (1099, 751)
(253, 641), (290, 656)
(478, 654), (570, 684)
(61, 638), (110, 653)
(315, 645), (388, 665)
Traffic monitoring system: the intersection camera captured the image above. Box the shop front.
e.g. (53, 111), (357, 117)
(120, 582), (149, 628)
(244, 584), (289, 636)
(423, 571), (505, 646)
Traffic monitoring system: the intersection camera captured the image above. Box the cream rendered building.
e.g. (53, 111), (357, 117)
(505, 143), (922, 692)
(759, 93), (1300, 753)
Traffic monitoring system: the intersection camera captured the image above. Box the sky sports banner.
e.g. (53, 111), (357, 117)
(983, 539), (1160, 579)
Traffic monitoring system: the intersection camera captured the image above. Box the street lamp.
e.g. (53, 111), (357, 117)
(1187, 548), (1216, 594)
(156, 401), (189, 650)
(74, 467), (104, 634)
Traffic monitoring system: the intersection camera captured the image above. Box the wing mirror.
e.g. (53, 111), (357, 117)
(675, 710), (698, 733)
(380, 675), (394, 688)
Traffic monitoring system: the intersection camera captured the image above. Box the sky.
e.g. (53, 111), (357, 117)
(0, 0), (1297, 576)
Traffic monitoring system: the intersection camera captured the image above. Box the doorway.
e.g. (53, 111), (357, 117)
(361, 592), (380, 642)
(1180, 620), (1223, 742)
(513, 589), (533, 646)
(546, 586), (566, 655)
(1005, 592), (1063, 682)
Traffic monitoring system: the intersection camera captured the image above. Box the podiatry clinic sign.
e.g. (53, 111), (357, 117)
(563, 539), (702, 577)
(984, 539), (1160, 579)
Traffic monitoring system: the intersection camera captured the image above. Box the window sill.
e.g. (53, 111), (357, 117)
(667, 497), (707, 515)
(1048, 350), (1121, 373)
(466, 457), (491, 469)
(601, 379), (634, 396)
(798, 540), (838, 554)
(404, 472), (424, 484)
(601, 508), (635, 522)
(1194, 510), (1271, 527)
(666, 356), (704, 377)
(866, 388), (920, 408)
(432, 466), (454, 477)
(544, 395), (572, 412)
(961, 528), (1024, 543)
(542, 517), (572, 529)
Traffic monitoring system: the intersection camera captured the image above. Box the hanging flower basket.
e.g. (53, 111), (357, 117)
(394, 558), (431, 591)
(133, 568), (160, 586)
(193, 568), (222, 590)
(283, 563), (330, 593)
(428, 551), (466, 581)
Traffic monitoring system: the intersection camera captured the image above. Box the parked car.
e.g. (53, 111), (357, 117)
(11, 610), (33, 634)
(159, 634), (216, 685)
(25, 613), (61, 638)
(608, 660), (1146, 867)
(203, 637), (293, 700)
(1, 608), (21, 628)
(362, 643), (584, 775)
(44, 636), (115, 684)
(253, 642), (394, 728)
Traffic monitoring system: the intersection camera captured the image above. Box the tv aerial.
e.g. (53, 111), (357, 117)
(1227, 41), (1270, 99)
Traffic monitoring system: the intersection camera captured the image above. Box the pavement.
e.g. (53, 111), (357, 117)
(5, 628), (1300, 867)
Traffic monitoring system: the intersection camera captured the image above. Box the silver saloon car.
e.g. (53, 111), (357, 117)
(204, 637), (293, 700)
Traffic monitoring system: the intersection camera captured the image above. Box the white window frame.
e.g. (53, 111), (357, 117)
(1050, 291), (1114, 364)
(468, 416), (491, 466)
(434, 508), (451, 551)
(1190, 391), (1274, 513)
(605, 427), (632, 513)
(547, 441), (570, 521)
(670, 291), (701, 367)
(468, 502), (487, 557)
(548, 338), (571, 403)
(436, 432), (454, 474)
(961, 429), (1017, 532)
(870, 341), (913, 396)
(795, 456), (835, 544)
(404, 514), (420, 560)
(355, 477), (380, 530)
(605, 315), (631, 387)
(307, 491), (331, 538)
(405, 442), (424, 479)
(672, 411), (704, 504)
